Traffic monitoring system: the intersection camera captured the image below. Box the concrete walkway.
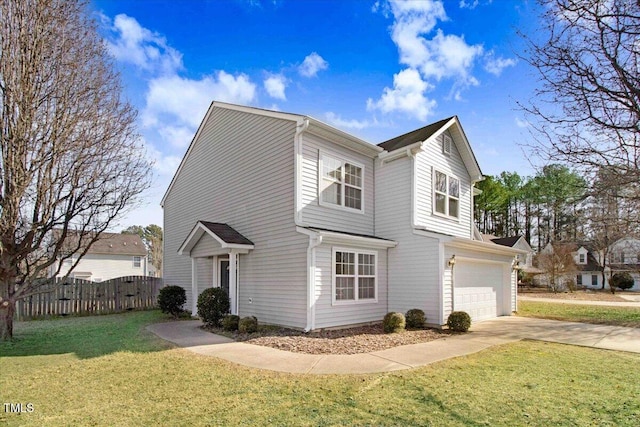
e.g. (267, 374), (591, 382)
(519, 295), (640, 307)
(146, 316), (640, 374)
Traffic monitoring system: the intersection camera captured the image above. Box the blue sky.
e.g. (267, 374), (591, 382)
(90, 0), (542, 229)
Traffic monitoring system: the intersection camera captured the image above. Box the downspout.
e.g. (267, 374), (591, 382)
(294, 118), (310, 227)
(305, 234), (323, 332)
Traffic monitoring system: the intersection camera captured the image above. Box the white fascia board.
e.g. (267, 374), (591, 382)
(296, 227), (396, 249)
(305, 119), (382, 157)
(446, 237), (529, 256)
(378, 141), (423, 163)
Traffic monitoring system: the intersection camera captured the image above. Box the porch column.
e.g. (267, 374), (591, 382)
(191, 258), (197, 315)
(229, 250), (238, 315)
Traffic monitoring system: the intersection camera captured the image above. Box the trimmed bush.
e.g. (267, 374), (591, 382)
(222, 314), (240, 331)
(197, 287), (230, 327)
(405, 309), (426, 329)
(238, 316), (258, 334)
(383, 312), (406, 333)
(157, 285), (186, 318)
(611, 272), (635, 290)
(447, 311), (472, 332)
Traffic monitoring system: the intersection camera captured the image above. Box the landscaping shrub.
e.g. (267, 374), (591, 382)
(238, 316), (258, 333)
(383, 312), (406, 333)
(222, 314), (240, 331)
(157, 285), (186, 318)
(611, 272), (635, 291)
(197, 288), (230, 327)
(447, 311), (471, 332)
(405, 309), (426, 329)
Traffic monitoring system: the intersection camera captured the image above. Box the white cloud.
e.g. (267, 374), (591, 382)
(484, 52), (517, 76)
(142, 72), (257, 131)
(459, 0), (479, 9)
(104, 14), (183, 75)
(367, 68), (436, 121)
(419, 30), (483, 82)
(324, 112), (372, 130)
(264, 74), (287, 100)
(299, 52), (329, 77)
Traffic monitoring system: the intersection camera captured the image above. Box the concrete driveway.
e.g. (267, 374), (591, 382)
(147, 316), (640, 374)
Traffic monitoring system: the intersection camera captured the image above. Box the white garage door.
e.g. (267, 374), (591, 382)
(454, 262), (503, 322)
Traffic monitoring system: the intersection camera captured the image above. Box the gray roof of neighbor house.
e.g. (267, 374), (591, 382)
(378, 117), (453, 151)
(199, 221), (254, 245)
(87, 233), (147, 256)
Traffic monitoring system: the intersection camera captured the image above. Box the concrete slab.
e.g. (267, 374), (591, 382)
(147, 316), (640, 374)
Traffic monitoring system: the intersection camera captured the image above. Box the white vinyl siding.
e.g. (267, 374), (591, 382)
(300, 133), (375, 235)
(375, 156), (442, 324)
(332, 248), (377, 304)
(53, 253), (147, 281)
(163, 107), (308, 329)
(313, 243), (388, 329)
(415, 131), (473, 238)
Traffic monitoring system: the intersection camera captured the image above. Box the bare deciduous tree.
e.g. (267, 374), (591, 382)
(520, 0), (640, 195)
(0, 0), (152, 339)
(536, 242), (579, 292)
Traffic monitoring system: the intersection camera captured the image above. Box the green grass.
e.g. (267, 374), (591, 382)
(2, 311), (640, 426)
(518, 300), (640, 328)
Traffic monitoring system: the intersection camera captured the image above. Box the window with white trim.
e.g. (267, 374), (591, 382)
(579, 253), (586, 264)
(434, 170), (459, 218)
(333, 249), (377, 303)
(320, 153), (363, 211)
(591, 274), (598, 286)
(133, 256), (142, 268)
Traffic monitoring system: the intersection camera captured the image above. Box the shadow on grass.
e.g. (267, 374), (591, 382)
(0, 310), (175, 359)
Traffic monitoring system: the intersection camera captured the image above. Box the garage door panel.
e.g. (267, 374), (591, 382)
(454, 262), (503, 322)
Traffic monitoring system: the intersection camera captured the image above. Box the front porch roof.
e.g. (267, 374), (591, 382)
(178, 221), (254, 256)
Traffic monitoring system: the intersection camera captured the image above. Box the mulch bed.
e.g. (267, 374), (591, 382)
(202, 322), (454, 355)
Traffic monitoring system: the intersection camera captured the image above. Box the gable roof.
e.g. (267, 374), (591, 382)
(378, 117), (453, 151)
(178, 221), (255, 255)
(377, 116), (482, 181)
(199, 221), (254, 245)
(491, 236), (522, 247)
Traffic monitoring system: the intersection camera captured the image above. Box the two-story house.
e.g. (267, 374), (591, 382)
(50, 232), (149, 281)
(162, 102), (525, 330)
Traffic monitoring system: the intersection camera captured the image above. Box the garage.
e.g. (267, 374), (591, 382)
(453, 261), (504, 322)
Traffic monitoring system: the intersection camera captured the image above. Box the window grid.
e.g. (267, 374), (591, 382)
(133, 256), (141, 268)
(434, 170), (459, 218)
(334, 250), (376, 302)
(320, 154), (363, 211)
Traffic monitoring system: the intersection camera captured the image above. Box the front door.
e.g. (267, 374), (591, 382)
(219, 258), (230, 297)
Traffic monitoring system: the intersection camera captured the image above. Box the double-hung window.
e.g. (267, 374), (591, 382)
(434, 170), (459, 218)
(133, 256), (142, 268)
(333, 248), (377, 303)
(320, 153), (363, 211)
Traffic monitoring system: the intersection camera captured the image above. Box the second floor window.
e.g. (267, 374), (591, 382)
(579, 253), (586, 263)
(434, 170), (459, 218)
(133, 256), (142, 268)
(320, 153), (363, 211)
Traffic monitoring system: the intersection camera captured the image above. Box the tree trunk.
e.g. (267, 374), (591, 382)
(0, 300), (15, 341)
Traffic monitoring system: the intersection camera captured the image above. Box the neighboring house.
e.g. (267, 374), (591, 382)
(574, 243), (605, 288)
(602, 237), (640, 290)
(162, 102), (525, 330)
(50, 232), (149, 281)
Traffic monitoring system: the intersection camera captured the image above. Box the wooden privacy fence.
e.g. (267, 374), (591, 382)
(15, 276), (164, 320)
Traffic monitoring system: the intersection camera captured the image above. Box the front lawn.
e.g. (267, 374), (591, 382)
(2, 311), (639, 426)
(518, 300), (640, 328)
